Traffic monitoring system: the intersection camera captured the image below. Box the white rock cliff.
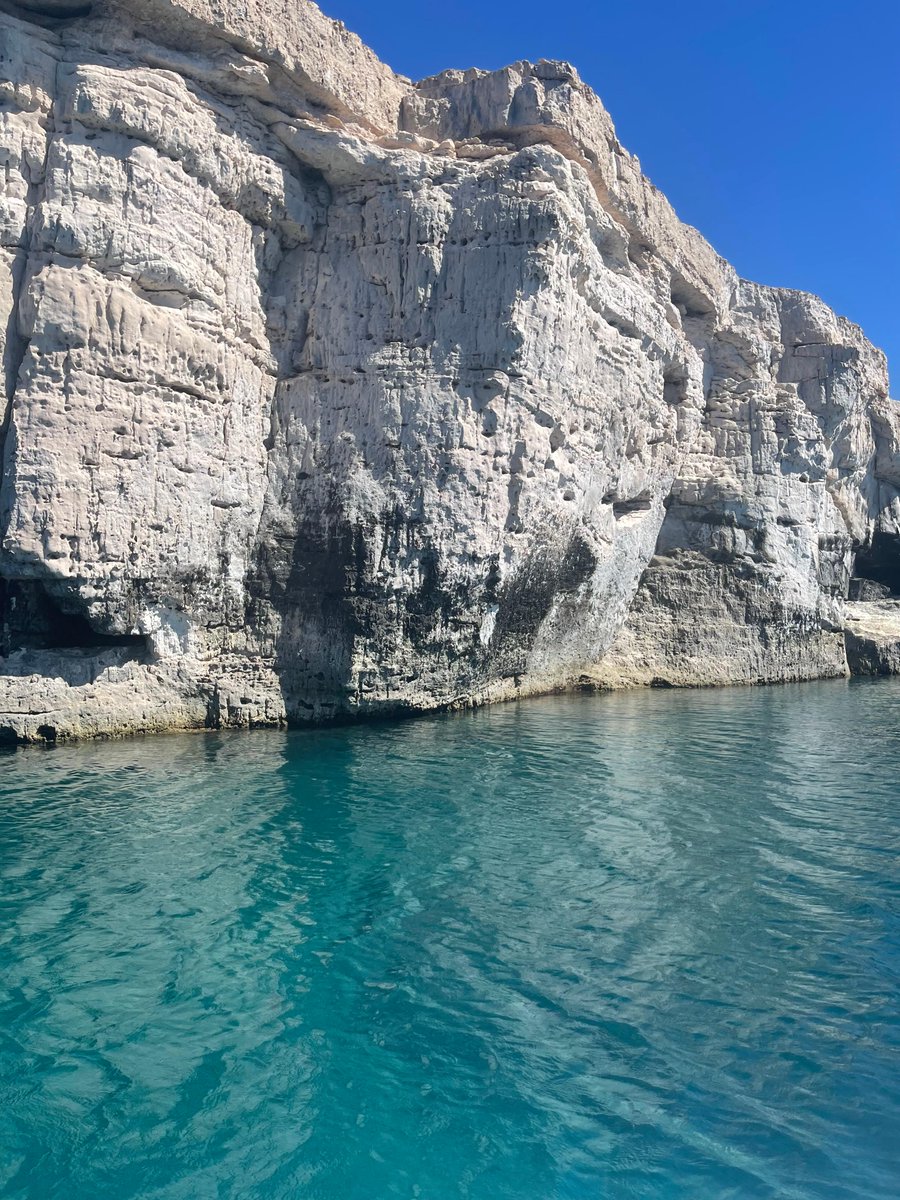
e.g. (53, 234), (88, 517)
(0, 0), (897, 742)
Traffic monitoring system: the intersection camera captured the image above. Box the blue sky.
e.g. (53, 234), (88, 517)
(322, 0), (899, 390)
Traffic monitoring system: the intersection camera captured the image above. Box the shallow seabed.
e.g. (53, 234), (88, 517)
(1, 678), (899, 1199)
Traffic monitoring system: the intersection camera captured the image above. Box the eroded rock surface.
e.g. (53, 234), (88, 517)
(0, 0), (897, 742)
(844, 602), (900, 676)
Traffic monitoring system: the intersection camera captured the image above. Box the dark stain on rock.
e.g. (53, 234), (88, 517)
(492, 530), (597, 677)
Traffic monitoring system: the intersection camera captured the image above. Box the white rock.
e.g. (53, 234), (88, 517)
(0, 0), (895, 742)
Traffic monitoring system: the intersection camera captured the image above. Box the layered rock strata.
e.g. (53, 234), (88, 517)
(0, 0), (897, 742)
(844, 602), (900, 676)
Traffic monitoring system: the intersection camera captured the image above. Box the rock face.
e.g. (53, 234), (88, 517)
(844, 601), (900, 675)
(0, 0), (897, 743)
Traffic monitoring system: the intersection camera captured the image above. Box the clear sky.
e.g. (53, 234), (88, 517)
(321, 0), (899, 391)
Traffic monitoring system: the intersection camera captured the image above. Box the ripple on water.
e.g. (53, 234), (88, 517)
(1, 678), (899, 1199)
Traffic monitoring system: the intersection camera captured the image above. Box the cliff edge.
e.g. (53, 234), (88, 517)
(1, 0), (898, 742)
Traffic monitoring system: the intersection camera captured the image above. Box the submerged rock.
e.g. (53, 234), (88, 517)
(0, 0), (898, 741)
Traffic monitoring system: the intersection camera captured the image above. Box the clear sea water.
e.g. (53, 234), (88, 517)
(1, 679), (899, 1200)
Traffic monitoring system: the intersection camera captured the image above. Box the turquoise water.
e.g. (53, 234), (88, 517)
(1, 681), (899, 1199)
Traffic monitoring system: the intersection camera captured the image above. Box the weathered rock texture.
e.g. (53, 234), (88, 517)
(0, 0), (897, 742)
(844, 602), (900, 676)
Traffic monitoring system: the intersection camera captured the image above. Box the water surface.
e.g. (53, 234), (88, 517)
(1, 679), (899, 1199)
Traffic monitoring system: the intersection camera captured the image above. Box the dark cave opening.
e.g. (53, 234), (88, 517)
(0, 579), (145, 657)
(612, 492), (653, 520)
(851, 531), (900, 597)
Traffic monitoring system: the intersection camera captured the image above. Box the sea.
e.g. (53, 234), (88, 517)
(1, 678), (898, 1198)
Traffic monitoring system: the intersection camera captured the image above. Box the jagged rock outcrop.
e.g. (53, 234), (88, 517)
(845, 601), (900, 675)
(0, 0), (897, 742)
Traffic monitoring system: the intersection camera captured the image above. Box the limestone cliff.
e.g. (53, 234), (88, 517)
(1, 0), (897, 743)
